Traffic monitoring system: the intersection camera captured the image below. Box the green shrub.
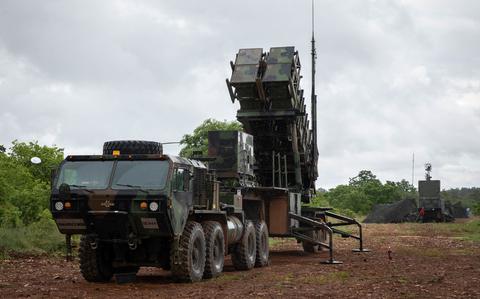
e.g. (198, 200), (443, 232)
(473, 202), (480, 216)
(0, 201), (23, 228)
(331, 207), (357, 218)
(0, 210), (65, 258)
(308, 192), (329, 207)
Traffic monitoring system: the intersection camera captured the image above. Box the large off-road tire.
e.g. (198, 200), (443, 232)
(79, 235), (114, 282)
(170, 221), (206, 282)
(102, 140), (163, 155)
(301, 229), (328, 253)
(231, 220), (256, 270)
(254, 221), (269, 267)
(202, 221), (225, 278)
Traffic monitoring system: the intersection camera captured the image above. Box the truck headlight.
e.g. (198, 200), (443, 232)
(55, 201), (64, 211)
(149, 201), (159, 212)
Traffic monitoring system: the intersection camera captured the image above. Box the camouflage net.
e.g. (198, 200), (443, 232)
(364, 198), (418, 223)
(447, 202), (469, 219)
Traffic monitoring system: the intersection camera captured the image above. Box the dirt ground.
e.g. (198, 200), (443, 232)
(1, 221), (479, 299)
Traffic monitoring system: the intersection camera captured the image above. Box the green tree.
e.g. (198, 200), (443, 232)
(441, 187), (480, 209)
(395, 179), (416, 193)
(348, 170), (379, 186)
(327, 185), (372, 214)
(326, 170), (411, 215)
(309, 192), (329, 207)
(9, 140), (64, 184)
(179, 119), (242, 158)
(0, 141), (63, 226)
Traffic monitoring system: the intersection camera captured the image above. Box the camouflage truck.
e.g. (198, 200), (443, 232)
(51, 140), (266, 282)
(51, 46), (368, 283)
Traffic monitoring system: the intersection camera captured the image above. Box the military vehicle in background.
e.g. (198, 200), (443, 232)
(447, 201), (470, 219)
(50, 45), (368, 283)
(418, 163), (453, 222)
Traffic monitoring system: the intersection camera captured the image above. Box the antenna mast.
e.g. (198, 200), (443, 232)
(425, 163), (432, 181)
(310, 0), (318, 190)
(411, 152), (415, 185)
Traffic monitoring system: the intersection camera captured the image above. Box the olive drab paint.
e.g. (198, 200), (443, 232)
(226, 46), (317, 198)
(51, 155), (210, 238)
(207, 131), (255, 181)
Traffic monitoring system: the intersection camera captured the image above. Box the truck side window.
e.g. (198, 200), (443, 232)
(173, 168), (191, 192)
(183, 170), (191, 192)
(174, 168), (185, 191)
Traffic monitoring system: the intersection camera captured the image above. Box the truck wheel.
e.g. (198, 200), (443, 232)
(79, 235), (113, 282)
(170, 221), (206, 282)
(202, 221), (225, 278)
(231, 220), (256, 270)
(102, 140), (163, 155)
(255, 221), (269, 267)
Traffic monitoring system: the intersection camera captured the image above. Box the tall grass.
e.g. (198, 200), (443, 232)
(436, 218), (480, 242)
(0, 215), (66, 259)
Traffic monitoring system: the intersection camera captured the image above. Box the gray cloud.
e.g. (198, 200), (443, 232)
(0, 0), (479, 189)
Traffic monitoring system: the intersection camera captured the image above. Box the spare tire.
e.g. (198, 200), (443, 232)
(103, 140), (163, 155)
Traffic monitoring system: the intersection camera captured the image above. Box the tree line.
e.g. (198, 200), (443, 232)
(310, 170), (418, 216)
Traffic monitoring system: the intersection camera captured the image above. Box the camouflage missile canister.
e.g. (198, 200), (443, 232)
(226, 46), (316, 198)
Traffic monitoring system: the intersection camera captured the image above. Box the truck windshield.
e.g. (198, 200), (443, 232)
(111, 160), (170, 190)
(56, 161), (114, 189)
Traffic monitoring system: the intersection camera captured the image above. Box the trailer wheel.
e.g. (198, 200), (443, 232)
(231, 220), (256, 270)
(255, 221), (269, 267)
(202, 221), (225, 278)
(79, 235), (114, 282)
(170, 221), (206, 282)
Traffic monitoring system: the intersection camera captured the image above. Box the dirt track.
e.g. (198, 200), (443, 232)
(1, 222), (479, 298)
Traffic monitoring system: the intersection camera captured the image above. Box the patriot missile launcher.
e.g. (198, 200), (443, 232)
(50, 45), (369, 283)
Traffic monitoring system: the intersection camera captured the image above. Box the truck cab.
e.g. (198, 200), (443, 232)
(51, 154), (205, 239)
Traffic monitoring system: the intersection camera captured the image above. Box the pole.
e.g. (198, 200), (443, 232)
(310, 0), (318, 191)
(412, 152), (415, 186)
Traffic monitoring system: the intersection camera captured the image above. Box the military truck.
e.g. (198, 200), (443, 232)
(50, 46), (368, 283)
(51, 140), (267, 282)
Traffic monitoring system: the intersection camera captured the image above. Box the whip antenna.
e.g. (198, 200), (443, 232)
(310, 0), (318, 191)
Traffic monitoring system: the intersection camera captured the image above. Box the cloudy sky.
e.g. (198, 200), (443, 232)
(1, 0), (479, 189)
